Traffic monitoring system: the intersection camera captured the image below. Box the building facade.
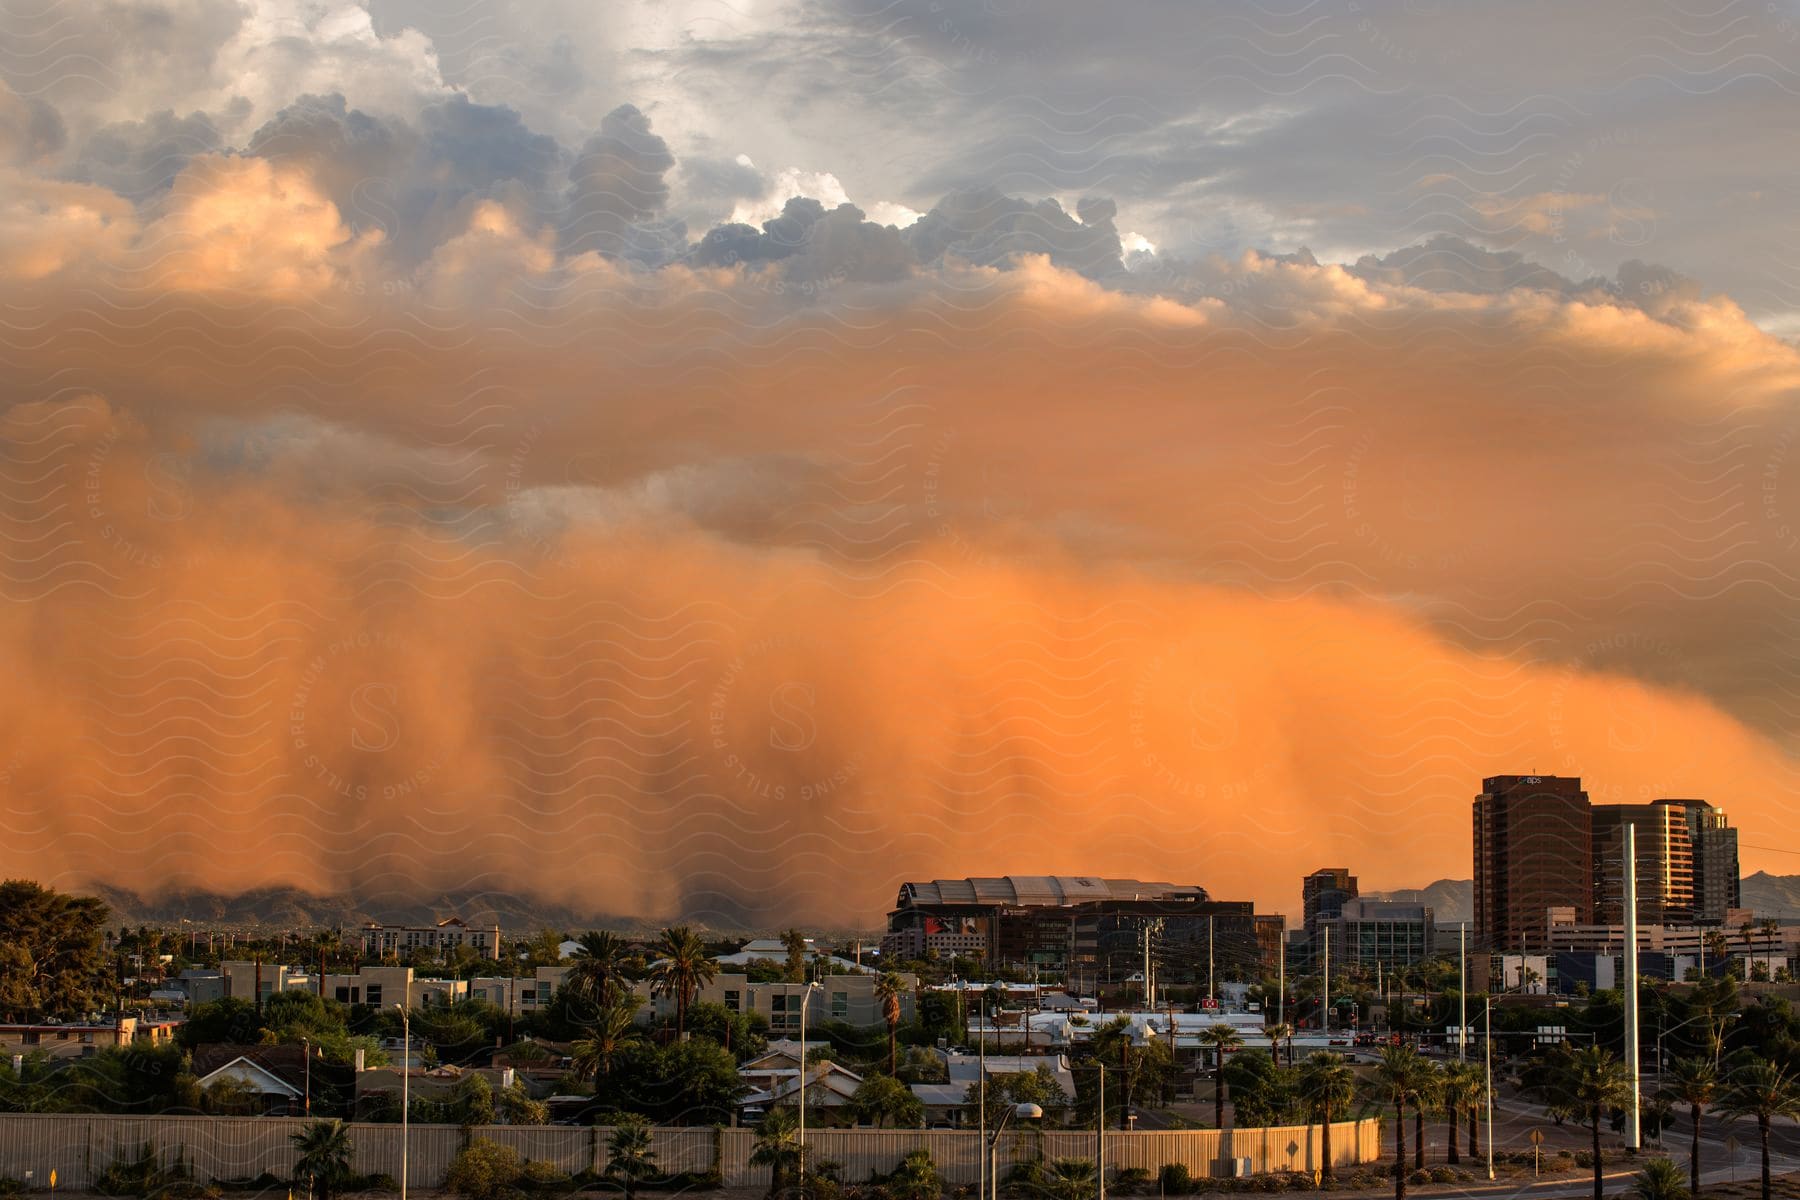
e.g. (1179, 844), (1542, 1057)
(635, 971), (919, 1032)
(1302, 869), (1359, 938)
(882, 876), (1282, 985)
(358, 917), (502, 961)
(1326, 899), (1435, 968)
(1657, 799), (1740, 924)
(1473, 775), (1593, 951)
(1592, 803), (1694, 925)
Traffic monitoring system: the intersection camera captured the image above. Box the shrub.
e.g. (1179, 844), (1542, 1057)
(1406, 1169), (1431, 1185)
(1158, 1163), (1197, 1195)
(1429, 1167), (1459, 1183)
(1111, 1167), (1153, 1195)
(445, 1139), (527, 1200)
(96, 1142), (197, 1197)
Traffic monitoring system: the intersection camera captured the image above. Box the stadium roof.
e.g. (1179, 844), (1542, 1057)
(895, 876), (1207, 909)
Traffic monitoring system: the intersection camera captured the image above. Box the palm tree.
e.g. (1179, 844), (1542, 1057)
(1634, 1157), (1691, 1200)
(1759, 919), (1781, 981)
(648, 925), (717, 1038)
(1045, 1158), (1098, 1200)
(1265, 1022), (1295, 1068)
(1717, 1057), (1800, 1200)
(566, 931), (631, 1013)
(572, 993), (643, 1083)
(749, 1107), (804, 1196)
(1661, 1057), (1718, 1199)
(1412, 1060), (1441, 1169)
(1547, 1045), (1632, 1200)
(1371, 1045), (1429, 1200)
(1092, 1015), (1136, 1130)
(1297, 1052), (1357, 1187)
(605, 1115), (658, 1200)
(291, 1119), (354, 1200)
(1464, 1054), (1488, 1160)
(1201, 1023), (1244, 1129)
(1440, 1062), (1483, 1165)
(875, 972), (905, 1075)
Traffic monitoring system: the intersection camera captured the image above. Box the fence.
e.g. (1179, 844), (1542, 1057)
(0, 1115), (1383, 1190)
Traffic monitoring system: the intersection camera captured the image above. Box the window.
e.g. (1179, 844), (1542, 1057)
(831, 992), (848, 1019)
(724, 990), (741, 1012)
(335, 987), (351, 1004)
(366, 985), (382, 1007)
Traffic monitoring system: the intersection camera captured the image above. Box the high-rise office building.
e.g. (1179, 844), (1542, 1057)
(1473, 775), (1592, 951)
(1655, 799), (1740, 924)
(1302, 868), (1359, 937)
(1592, 803), (1694, 924)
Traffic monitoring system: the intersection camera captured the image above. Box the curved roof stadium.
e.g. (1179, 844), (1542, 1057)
(895, 876), (1208, 909)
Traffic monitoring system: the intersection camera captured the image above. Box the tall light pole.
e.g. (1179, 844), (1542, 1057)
(978, 991), (987, 1200)
(302, 1036), (311, 1116)
(989, 1102), (1042, 1200)
(1458, 923), (1467, 1061)
(1096, 1062), (1106, 1200)
(1277, 933), (1285, 1029)
(1624, 824), (1642, 1150)
(393, 997), (410, 1200)
(1321, 927), (1330, 1035)
(1483, 995), (1494, 1181)
(797, 981), (821, 1181)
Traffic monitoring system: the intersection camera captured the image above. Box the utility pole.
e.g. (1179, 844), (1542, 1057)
(1096, 1061), (1106, 1200)
(1458, 923), (1467, 1061)
(1484, 995), (1494, 1180)
(1277, 934), (1285, 1028)
(1143, 922), (1152, 1010)
(1322, 926), (1330, 1034)
(1624, 823), (1642, 1150)
(1208, 915), (1215, 1005)
(978, 993), (987, 1200)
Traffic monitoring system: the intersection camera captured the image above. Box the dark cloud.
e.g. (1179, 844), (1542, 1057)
(902, 186), (1124, 278)
(562, 103), (677, 259)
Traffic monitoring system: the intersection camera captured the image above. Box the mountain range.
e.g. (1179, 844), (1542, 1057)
(1364, 870), (1800, 923)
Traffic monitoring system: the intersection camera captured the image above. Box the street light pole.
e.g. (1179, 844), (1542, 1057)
(798, 981), (821, 1183)
(1624, 824), (1642, 1150)
(302, 1036), (311, 1116)
(989, 1103), (1043, 1200)
(394, 994), (410, 1200)
(1096, 1062), (1106, 1200)
(1458, 924), (1466, 1062)
(1483, 995), (1494, 1181)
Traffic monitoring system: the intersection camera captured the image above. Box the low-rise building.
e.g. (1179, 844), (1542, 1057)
(359, 917), (502, 962)
(636, 971), (918, 1033)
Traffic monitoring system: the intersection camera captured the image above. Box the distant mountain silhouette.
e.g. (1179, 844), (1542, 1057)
(1363, 878), (1473, 923)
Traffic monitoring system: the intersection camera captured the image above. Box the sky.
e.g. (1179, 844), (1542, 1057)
(1, 0), (1799, 928)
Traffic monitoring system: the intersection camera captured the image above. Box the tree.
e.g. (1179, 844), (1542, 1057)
(1717, 1057), (1800, 1200)
(1201, 1023), (1243, 1128)
(1409, 1060), (1442, 1169)
(875, 972), (905, 1076)
(291, 1119), (354, 1200)
(1436, 1061), (1479, 1165)
(1634, 1157), (1691, 1200)
(1661, 1057), (1718, 1199)
(565, 931), (631, 1015)
(1091, 1016), (1137, 1130)
(1371, 1045), (1430, 1200)
(749, 1106), (804, 1196)
(782, 930), (809, 983)
(605, 1116), (658, 1200)
(444, 1138), (525, 1200)
(1297, 1052), (1356, 1186)
(1264, 1022), (1295, 1068)
(648, 926), (718, 1038)
(885, 1148), (941, 1200)
(0, 881), (111, 1021)
(850, 1073), (924, 1128)
(1045, 1159), (1098, 1200)
(1545, 1045), (1632, 1200)
(572, 994), (644, 1082)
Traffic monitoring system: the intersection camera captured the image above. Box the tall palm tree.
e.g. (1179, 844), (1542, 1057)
(572, 993), (644, 1083)
(1661, 1057), (1718, 1199)
(1371, 1045), (1429, 1200)
(1265, 1022), (1295, 1068)
(1717, 1057), (1800, 1200)
(1297, 1051), (1357, 1187)
(1548, 1045), (1632, 1200)
(566, 931), (631, 1013)
(1092, 1015), (1137, 1130)
(1440, 1061), (1483, 1165)
(1464, 1055), (1488, 1160)
(1201, 1023), (1244, 1129)
(648, 925), (717, 1038)
(1758, 919), (1781, 981)
(875, 972), (905, 1075)
(605, 1115), (658, 1200)
(1412, 1060), (1442, 1169)
(291, 1119), (354, 1200)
